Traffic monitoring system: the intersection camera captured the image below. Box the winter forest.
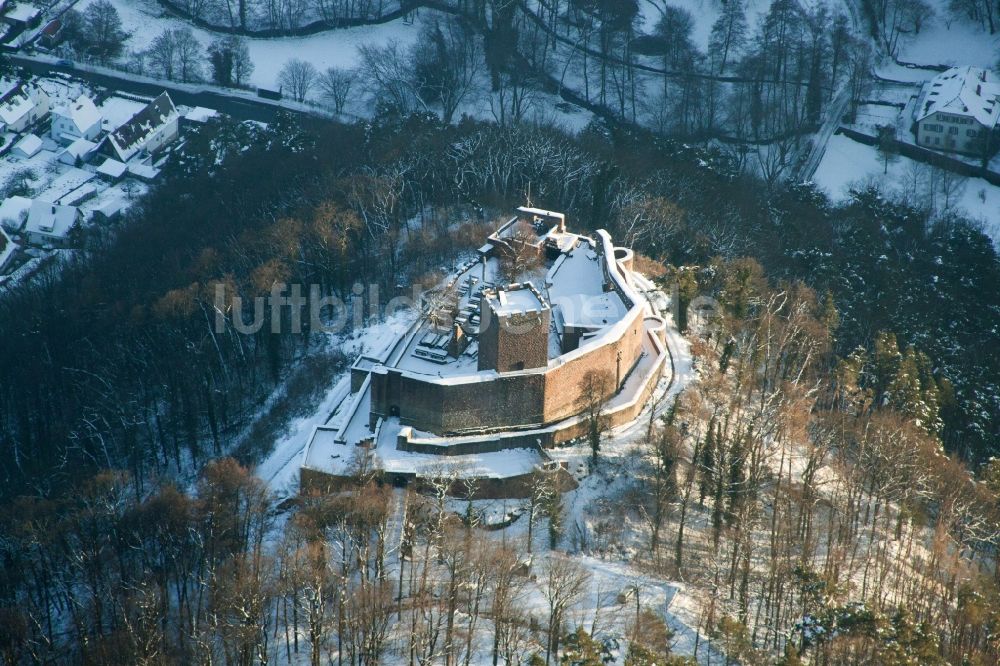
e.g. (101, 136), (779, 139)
(1, 0), (1000, 664)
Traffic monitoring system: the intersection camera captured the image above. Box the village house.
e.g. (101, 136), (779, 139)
(1, 2), (41, 28)
(300, 208), (671, 498)
(103, 92), (179, 163)
(0, 82), (49, 134)
(58, 137), (98, 165)
(50, 95), (102, 144)
(23, 199), (79, 246)
(95, 157), (127, 183)
(38, 18), (63, 48)
(913, 66), (1000, 157)
(12, 133), (42, 158)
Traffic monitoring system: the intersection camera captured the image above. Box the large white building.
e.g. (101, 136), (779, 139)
(103, 92), (179, 162)
(914, 66), (1000, 156)
(50, 94), (102, 143)
(0, 82), (49, 134)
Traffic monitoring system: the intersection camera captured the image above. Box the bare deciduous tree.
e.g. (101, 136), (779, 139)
(409, 16), (482, 123)
(577, 368), (614, 464)
(317, 66), (356, 114)
(279, 58), (318, 102)
(540, 554), (591, 666)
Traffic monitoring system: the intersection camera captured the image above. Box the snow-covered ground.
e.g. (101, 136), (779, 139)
(71, 0), (599, 130)
(896, 11), (999, 69)
(813, 133), (1000, 244)
(78, 0), (421, 93)
(255, 312), (417, 493)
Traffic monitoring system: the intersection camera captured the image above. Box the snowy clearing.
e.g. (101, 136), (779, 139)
(896, 0), (999, 70)
(79, 0), (421, 92)
(813, 133), (1000, 244)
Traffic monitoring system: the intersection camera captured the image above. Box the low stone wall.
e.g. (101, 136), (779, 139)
(301, 461), (577, 499)
(300, 466), (358, 495)
(398, 430), (551, 455)
(373, 367), (549, 433)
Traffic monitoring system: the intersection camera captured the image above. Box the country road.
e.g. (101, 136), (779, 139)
(796, 85), (853, 182)
(9, 53), (329, 124)
(789, 0), (878, 182)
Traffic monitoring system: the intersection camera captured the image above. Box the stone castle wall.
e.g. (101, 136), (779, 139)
(368, 229), (650, 436)
(540, 311), (645, 423)
(369, 306), (645, 434)
(375, 369), (547, 433)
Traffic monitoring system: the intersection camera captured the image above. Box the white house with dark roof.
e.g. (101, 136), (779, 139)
(50, 94), (102, 143)
(914, 66), (1000, 156)
(0, 82), (49, 133)
(103, 92), (179, 162)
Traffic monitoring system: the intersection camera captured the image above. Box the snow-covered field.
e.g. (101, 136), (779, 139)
(72, 0), (600, 130)
(896, 11), (999, 68)
(813, 133), (1000, 243)
(78, 0), (420, 92)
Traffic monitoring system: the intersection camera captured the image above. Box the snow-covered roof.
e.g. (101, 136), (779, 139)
(52, 94), (101, 134)
(25, 199), (77, 238)
(37, 167), (94, 202)
(184, 106), (218, 123)
(96, 157), (126, 179)
(4, 3), (40, 23)
(0, 195), (31, 230)
(916, 66), (1000, 126)
(0, 82), (42, 126)
(487, 282), (547, 316)
(60, 183), (96, 206)
(99, 96), (146, 130)
(127, 162), (160, 180)
(61, 137), (97, 159)
(13, 133), (42, 157)
(92, 196), (125, 219)
(107, 92), (178, 161)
